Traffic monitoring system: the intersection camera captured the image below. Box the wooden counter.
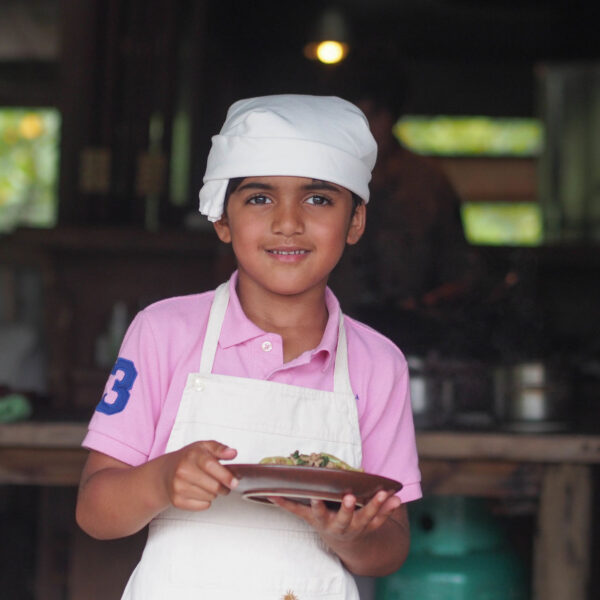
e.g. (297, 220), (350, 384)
(2, 422), (599, 481)
(1, 423), (597, 600)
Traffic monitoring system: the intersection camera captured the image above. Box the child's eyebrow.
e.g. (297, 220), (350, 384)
(236, 182), (275, 192)
(235, 179), (343, 193)
(303, 180), (344, 193)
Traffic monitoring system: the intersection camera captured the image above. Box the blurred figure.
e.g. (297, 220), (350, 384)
(330, 71), (484, 354)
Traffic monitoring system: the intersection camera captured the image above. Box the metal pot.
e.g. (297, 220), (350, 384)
(494, 361), (571, 432)
(408, 356), (455, 429)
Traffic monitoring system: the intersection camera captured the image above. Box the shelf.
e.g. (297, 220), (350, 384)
(433, 156), (538, 203)
(2, 422), (600, 463)
(0, 225), (222, 256)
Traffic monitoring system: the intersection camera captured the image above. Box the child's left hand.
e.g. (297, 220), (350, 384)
(268, 490), (408, 576)
(269, 489), (401, 545)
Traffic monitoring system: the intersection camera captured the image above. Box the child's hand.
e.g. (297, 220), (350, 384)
(161, 440), (239, 511)
(269, 489), (401, 545)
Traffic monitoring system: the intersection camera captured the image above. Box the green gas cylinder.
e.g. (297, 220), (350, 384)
(376, 496), (528, 600)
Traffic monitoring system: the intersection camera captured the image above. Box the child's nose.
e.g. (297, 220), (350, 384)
(272, 202), (304, 236)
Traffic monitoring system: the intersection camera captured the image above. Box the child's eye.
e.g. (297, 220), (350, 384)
(305, 195), (331, 206)
(247, 195), (272, 205)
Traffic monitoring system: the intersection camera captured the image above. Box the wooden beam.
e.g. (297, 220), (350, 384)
(417, 431), (600, 463)
(533, 465), (592, 600)
(0, 448), (86, 485)
(420, 459), (543, 498)
(3, 424), (600, 464)
(0, 422), (86, 448)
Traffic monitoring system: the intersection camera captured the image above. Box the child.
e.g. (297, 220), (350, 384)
(76, 94), (422, 599)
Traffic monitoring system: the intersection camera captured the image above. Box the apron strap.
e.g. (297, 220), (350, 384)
(333, 315), (354, 396)
(199, 282), (230, 374)
(200, 279), (354, 396)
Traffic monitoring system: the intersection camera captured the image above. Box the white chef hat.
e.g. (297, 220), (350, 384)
(198, 94), (377, 222)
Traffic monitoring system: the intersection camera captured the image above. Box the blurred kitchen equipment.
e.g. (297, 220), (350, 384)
(572, 355), (600, 432)
(537, 63), (600, 243)
(376, 496), (528, 599)
(408, 356), (454, 429)
(494, 361), (570, 432)
(0, 322), (46, 394)
(94, 301), (130, 368)
(0, 393), (32, 423)
(409, 355), (495, 430)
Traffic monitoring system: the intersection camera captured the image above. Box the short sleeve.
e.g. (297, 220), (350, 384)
(82, 311), (165, 466)
(348, 324), (422, 503)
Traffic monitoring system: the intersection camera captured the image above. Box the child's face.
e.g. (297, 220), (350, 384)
(213, 175), (366, 298)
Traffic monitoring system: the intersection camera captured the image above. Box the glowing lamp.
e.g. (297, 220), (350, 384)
(304, 8), (350, 65)
(315, 40), (348, 64)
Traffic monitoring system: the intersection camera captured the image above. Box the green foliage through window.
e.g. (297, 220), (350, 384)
(461, 202), (543, 246)
(395, 116), (543, 157)
(0, 108), (60, 232)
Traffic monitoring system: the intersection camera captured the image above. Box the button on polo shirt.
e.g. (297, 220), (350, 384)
(255, 335), (327, 382)
(214, 273), (337, 381)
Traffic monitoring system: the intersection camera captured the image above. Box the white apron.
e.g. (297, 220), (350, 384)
(122, 282), (363, 599)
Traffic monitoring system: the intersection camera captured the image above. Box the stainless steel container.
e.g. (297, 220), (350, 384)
(495, 361), (570, 432)
(408, 356), (455, 430)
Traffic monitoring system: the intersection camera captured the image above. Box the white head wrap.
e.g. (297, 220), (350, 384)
(198, 94), (377, 222)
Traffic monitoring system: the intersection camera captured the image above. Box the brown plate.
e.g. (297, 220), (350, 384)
(227, 464), (402, 508)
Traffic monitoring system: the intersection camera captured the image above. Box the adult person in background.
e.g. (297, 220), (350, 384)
(330, 74), (485, 355)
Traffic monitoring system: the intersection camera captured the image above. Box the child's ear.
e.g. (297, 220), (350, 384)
(346, 203), (366, 245)
(213, 215), (232, 243)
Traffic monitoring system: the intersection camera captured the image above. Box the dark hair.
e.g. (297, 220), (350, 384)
(224, 177), (245, 207)
(223, 177), (363, 217)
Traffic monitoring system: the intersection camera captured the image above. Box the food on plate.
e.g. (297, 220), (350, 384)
(259, 450), (363, 472)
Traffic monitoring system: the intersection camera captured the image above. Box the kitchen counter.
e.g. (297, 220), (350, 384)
(1, 422), (598, 485)
(1, 422), (597, 600)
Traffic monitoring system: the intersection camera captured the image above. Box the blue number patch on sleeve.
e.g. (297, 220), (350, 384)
(96, 357), (138, 415)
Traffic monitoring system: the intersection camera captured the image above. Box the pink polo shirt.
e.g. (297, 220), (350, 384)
(83, 274), (422, 503)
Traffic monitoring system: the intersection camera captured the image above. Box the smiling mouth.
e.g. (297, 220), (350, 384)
(267, 249), (309, 255)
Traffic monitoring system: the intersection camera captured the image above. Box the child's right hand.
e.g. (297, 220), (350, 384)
(76, 441), (238, 540)
(160, 440), (239, 511)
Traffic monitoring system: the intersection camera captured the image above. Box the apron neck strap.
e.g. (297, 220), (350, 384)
(332, 313), (353, 395)
(199, 282), (229, 374)
(199, 280), (353, 395)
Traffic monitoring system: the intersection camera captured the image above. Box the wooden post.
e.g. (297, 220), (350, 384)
(34, 488), (76, 600)
(533, 464), (592, 600)
(67, 528), (146, 600)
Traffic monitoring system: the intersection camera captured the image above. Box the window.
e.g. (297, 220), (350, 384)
(396, 115), (544, 246)
(394, 115), (543, 158)
(0, 107), (60, 232)
(461, 202), (543, 246)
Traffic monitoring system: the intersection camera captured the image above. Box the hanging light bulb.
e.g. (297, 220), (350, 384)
(304, 8), (350, 65)
(315, 41), (347, 64)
